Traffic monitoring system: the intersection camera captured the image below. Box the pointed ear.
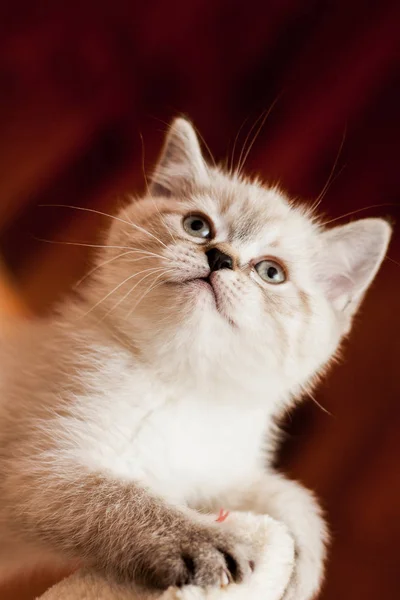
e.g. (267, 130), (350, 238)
(316, 218), (391, 319)
(150, 118), (209, 196)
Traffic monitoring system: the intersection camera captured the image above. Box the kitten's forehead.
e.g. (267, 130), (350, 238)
(222, 184), (290, 238)
(192, 174), (315, 258)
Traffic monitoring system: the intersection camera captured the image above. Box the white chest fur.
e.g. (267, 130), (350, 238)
(68, 373), (270, 506)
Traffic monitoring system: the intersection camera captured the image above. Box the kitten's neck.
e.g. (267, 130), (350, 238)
(58, 296), (292, 415)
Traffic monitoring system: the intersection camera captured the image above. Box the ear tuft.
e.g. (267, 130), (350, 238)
(316, 218), (392, 318)
(150, 118), (208, 196)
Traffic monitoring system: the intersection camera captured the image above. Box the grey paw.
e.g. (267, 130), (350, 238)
(136, 524), (255, 590)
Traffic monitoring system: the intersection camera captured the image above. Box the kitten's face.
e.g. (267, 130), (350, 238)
(89, 119), (391, 398)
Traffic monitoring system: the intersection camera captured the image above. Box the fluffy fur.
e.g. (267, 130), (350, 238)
(0, 118), (392, 599)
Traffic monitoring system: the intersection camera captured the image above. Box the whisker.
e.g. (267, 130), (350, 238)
(143, 213), (176, 247)
(100, 267), (170, 320)
(311, 166), (346, 214)
(321, 203), (398, 227)
(385, 256), (400, 268)
(237, 92), (283, 177)
(80, 267), (167, 318)
(311, 127), (347, 212)
(124, 269), (175, 320)
(125, 269), (172, 320)
(308, 392), (333, 417)
(236, 110), (266, 178)
(229, 115), (249, 175)
(127, 248), (172, 261)
(39, 204), (168, 249)
(34, 238), (170, 286)
(75, 250), (137, 288)
(139, 131), (150, 196)
(33, 237), (132, 251)
(74, 251), (170, 288)
(121, 205), (135, 226)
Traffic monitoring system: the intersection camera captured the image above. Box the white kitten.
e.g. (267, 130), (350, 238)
(0, 118), (391, 598)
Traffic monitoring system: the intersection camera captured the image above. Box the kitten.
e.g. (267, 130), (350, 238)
(0, 118), (391, 599)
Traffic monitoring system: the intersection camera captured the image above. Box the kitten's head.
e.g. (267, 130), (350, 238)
(88, 118), (391, 400)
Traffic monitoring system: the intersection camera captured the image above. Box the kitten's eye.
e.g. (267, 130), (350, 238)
(183, 214), (212, 239)
(255, 259), (286, 284)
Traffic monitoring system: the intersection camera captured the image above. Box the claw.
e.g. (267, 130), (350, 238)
(220, 570), (230, 587)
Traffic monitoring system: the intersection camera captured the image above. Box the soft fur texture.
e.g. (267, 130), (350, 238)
(0, 118), (392, 599)
(38, 512), (295, 600)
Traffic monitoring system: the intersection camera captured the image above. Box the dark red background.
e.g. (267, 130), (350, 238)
(0, 1), (399, 598)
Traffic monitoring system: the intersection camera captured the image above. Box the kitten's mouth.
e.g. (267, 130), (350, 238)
(194, 275), (216, 298)
(183, 275), (236, 327)
(199, 275), (211, 286)
(184, 274), (216, 300)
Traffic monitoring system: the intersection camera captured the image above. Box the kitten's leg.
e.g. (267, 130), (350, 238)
(231, 472), (328, 600)
(1, 464), (255, 589)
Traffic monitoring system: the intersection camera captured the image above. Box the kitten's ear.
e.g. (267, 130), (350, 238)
(150, 118), (209, 196)
(316, 218), (391, 321)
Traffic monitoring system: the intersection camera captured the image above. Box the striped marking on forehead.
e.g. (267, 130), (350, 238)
(226, 218), (285, 266)
(228, 213), (283, 244)
(217, 188), (292, 241)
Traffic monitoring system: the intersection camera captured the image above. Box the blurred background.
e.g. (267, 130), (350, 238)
(0, 1), (399, 598)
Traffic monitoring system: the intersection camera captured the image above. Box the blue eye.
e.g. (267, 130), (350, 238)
(255, 260), (286, 284)
(183, 214), (212, 239)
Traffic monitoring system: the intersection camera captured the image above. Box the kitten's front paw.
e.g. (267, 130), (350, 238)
(136, 522), (255, 590)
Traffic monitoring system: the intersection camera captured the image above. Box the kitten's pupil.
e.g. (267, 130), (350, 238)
(191, 220), (204, 231)
(267, 267), (278, 279)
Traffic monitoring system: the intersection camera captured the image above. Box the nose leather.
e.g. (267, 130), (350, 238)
(206, 248), (233, 271)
